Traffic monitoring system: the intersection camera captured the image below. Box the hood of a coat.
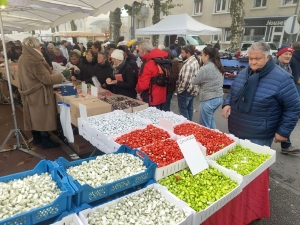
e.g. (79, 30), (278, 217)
(142, 48), (168, 61)
(21, 45), (44, 62)
(293, 50), (300, 61)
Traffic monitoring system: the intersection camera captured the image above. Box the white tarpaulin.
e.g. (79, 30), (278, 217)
(136, 13), (222, 35)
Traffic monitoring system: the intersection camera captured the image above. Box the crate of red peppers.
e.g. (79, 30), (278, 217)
(106, 124), (177, 151)
(174, 122), (237, 156)
(140, 138), (206, 180)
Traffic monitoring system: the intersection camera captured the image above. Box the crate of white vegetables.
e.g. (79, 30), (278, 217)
(55, 145), (157, 206)
(78, 183), (193, 225)
(0, 160), (74, 225)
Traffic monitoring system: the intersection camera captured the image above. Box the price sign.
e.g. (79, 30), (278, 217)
(82, 82), (87, 94)
(177, 135), (208, 175)
(91, 86), (98, 97)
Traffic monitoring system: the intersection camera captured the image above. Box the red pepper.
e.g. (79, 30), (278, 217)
(115, 124), (170, 148)
(174, 123), (234, 155)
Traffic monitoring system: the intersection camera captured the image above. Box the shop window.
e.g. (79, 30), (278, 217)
(224, 28), (231, 42)
(243, 27), (266, 42)
(194, 0), (203, 15)
(253, 0), (267, 8)
(282, 0), (297, 5)
(215, 0), (230, 12)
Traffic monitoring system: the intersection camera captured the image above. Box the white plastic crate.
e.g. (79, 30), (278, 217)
(154, 142), (206, 181)
(78, 183), (193, 225)
(51, 213), (83, 225)
(161, 161), (243, 225)
(207, 139), (276, 188)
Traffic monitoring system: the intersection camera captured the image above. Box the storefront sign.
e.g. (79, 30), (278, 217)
(266, 20), (285, 26)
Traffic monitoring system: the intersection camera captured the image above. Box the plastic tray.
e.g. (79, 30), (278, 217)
(161, 161), (243, 225)
(78, 183), (193, 225)
(55, 145), (157, 206)
(50, 213), (83, 225)
(0, 160), (74, 225)
(208, 139), (276, 188)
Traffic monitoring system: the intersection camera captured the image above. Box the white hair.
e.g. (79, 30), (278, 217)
(247, 41), (270, 58)
(22, 37), (40, 48)
(138, 40), (153, 52)
(158, 44), (165, 50)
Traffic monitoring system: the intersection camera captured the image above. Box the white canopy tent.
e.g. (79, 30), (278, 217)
(136, 13), (222, 35)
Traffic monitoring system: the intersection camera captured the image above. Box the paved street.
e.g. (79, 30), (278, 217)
(170, 92), (300, 225)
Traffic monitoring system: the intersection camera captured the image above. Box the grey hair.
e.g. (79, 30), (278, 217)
(54, 47), (62, 54)
(47, 43), (54, 48)
(158, 44), (165, 50)
(247, 41), (270, 58)
(138, 40), (153, 52)
(22, 37), (40, 48)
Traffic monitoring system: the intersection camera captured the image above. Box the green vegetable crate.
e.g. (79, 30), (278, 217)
(207, 139), (276, 188)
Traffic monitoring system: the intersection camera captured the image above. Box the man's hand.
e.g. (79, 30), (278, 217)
(274, 133), (288, 143)
(222, 105), (231, 119)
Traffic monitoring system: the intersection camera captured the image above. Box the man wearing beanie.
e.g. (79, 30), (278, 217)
(106, 49), (136, 98)
(290, 42), (300, 96)
(274, 45), (300, 154)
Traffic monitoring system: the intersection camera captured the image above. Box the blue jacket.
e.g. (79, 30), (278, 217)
(223, 65), (300, 139)
(290, 50), (300, 84)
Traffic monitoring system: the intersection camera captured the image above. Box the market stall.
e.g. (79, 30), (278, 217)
(0, 102), (276, 225)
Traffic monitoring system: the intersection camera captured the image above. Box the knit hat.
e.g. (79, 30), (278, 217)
(277, 45), (294, 56)
(111, 49), (124, 61)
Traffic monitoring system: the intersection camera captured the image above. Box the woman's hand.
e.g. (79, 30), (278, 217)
(222, 105), (231, 119)
(71, 76), (77, 81)
(106, 78), (112, 84)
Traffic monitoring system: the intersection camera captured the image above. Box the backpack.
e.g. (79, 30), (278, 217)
(150, 58), (174, 87)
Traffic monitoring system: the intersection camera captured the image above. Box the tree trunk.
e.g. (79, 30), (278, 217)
(51, 27), (56, 42)
(109, 8), (122, 44)
(70, 20), (78, 43)
(152, 0), (161, 47)
(229, 0), (245, 51)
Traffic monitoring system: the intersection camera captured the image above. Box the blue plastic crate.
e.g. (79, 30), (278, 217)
(0, 160), (74, 225)
(55, 145), (157, 206)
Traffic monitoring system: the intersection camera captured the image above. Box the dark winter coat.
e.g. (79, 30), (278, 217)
(223, 65), (300, 139)
(80, 57), (97, 82)
(110, 62), (136, 98)
(126, 53), (139, 85)
(88, 61), (113, 92)
(136, 49), (168, 105)
(289, 50), (300, 84)
(168, 58), (180, 92)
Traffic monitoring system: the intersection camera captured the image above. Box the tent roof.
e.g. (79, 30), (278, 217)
(136, 13), (222, 35)
(53, 31), (106, 38)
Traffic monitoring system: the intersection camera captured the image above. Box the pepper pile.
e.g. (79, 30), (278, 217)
(174, 123), (234, 155)
(141, 139), (184, 167)
(215, 144), (271, 176)
(159, 167), (238, 212)
(115, 124), (170, 148)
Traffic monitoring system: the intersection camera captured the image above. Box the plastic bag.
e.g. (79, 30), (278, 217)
(58, 102), (74, 143)
(52, 62), (66, 74)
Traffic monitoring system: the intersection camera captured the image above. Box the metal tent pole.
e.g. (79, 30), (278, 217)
(0, 8), (44, 159)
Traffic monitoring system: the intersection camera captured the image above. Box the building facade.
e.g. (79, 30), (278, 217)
(134, 0), (299, 49)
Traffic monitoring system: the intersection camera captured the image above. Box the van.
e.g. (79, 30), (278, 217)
(159, 35), (207, 51)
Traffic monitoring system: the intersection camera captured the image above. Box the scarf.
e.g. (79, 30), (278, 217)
(113, 59), (126, 75)
(233, 58), (275, 112)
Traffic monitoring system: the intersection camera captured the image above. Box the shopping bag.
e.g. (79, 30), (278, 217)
(58, 102), (74, 143)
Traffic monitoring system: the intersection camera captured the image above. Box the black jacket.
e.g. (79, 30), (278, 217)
(126, 54), (139, 85)
(88, 61), (113, 92)
(110, 62), (136, 98)
(290, 50), (300, 84)
(80, 57), (97, 82)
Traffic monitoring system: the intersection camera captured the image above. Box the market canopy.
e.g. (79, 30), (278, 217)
(136, 13), (222, 35)
(53, 31), (106, 38)
(0, 0), (131, 32)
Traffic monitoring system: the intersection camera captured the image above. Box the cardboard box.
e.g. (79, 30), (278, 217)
(69, 135), (95, 155)
(70, 98), (111, 126)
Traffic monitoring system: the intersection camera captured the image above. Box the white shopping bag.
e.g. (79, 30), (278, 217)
(58, 102), (74, 143)
(52, 62), (66, 74)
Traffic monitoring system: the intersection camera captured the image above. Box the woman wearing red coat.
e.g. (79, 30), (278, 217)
(136, 40), (168, 109)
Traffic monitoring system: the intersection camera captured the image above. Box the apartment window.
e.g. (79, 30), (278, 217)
(215, 0), (230, 12)
(224, 28), (231, 42)
(253, 0), (267, 8)
(194, 0), (203, 15)
(282, 0), (297, 5)
(212, 34), (220, 42)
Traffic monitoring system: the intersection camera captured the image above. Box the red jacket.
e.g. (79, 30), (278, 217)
(136, 49), (168, 105)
